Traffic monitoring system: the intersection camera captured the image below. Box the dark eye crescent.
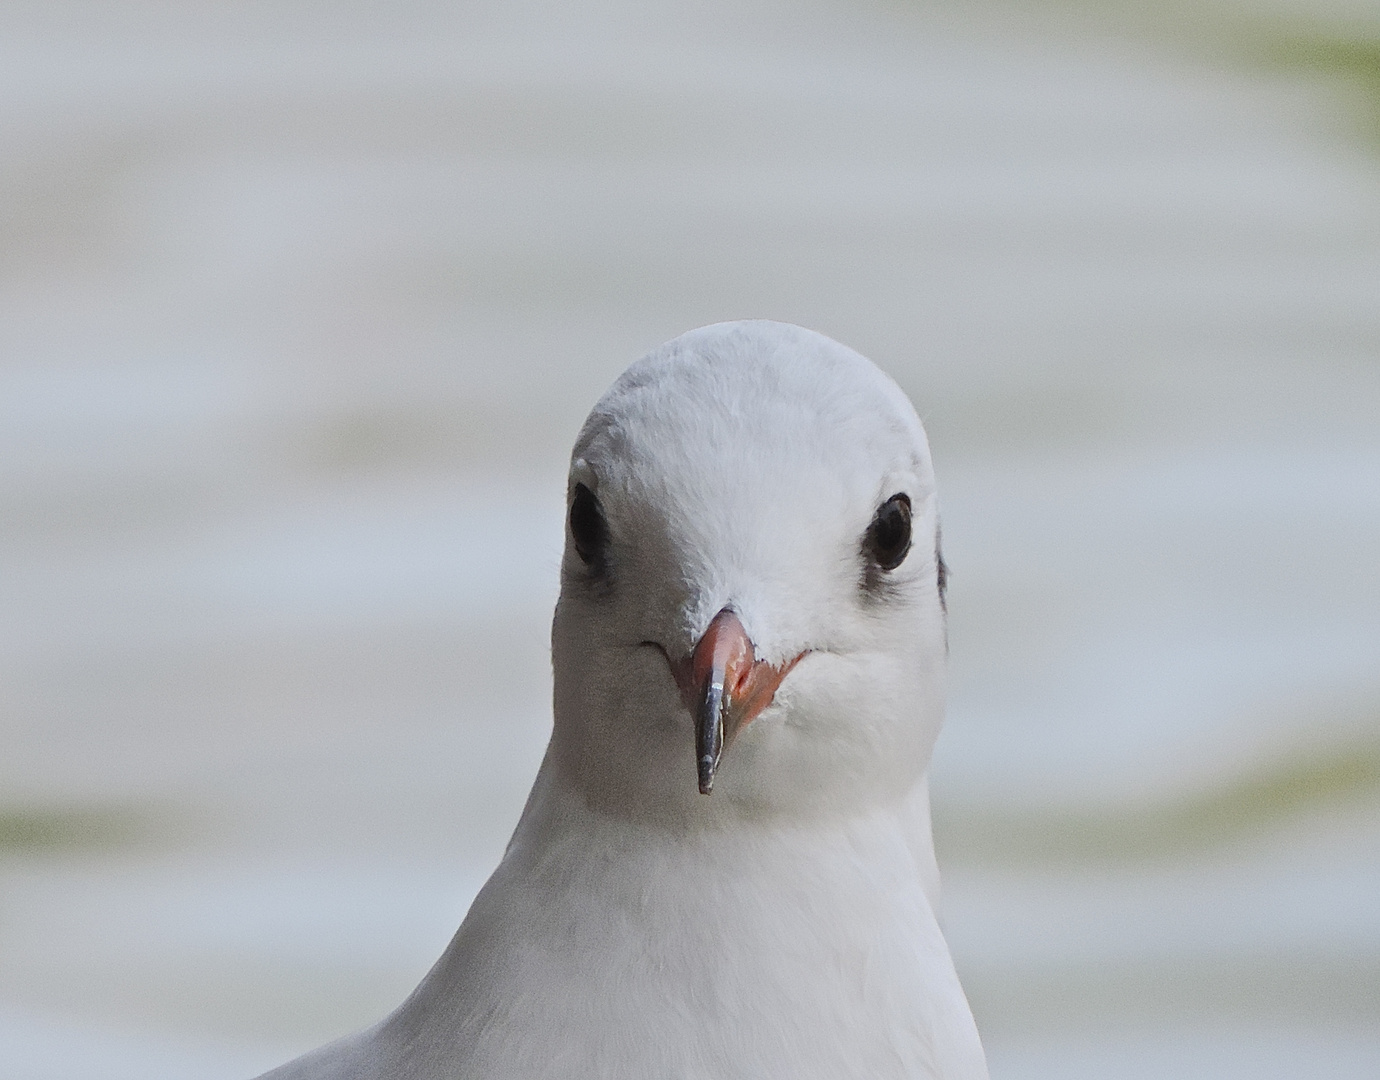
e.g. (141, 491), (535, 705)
(569, 482), (610, 567)
(866, 493), (912, 572)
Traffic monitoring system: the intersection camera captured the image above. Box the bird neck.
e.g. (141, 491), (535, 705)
(510, 740), (940, 904)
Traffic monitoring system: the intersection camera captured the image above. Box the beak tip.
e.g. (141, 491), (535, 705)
(697, 756), (716, 795)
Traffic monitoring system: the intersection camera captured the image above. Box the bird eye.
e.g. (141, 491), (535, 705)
(569, 482), (610, 567)
(866, 494), (912, 572)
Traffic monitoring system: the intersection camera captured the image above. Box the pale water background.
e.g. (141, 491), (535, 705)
(2, 1), (1379, 1077)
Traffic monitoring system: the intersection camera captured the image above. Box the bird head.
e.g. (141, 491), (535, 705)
(550, 322), (948, 825)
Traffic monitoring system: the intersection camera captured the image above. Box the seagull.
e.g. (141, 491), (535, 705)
(258, 321), (988, 1079)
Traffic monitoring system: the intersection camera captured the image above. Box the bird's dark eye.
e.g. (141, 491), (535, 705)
(866, 494), (912, 572)
(569, 482), (609, 567)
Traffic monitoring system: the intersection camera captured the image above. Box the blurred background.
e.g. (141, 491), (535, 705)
(2, 0), (1379, 1077)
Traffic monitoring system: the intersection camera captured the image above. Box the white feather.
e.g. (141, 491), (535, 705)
(257, 321), (988, 1080)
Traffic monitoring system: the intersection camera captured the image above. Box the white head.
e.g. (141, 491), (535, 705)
(550, 321), (948, 826)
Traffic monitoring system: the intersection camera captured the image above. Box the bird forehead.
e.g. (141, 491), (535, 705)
(573, 322), (930, 515)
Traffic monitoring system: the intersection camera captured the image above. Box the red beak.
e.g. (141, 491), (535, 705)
(674, 608), (803, 794)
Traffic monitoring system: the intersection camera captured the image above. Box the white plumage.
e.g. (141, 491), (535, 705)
(258, 321), (988, 1079)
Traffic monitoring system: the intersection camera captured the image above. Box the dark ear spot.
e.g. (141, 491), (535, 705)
(569, 483), (610, 570)
(936, 523), (948, 613)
